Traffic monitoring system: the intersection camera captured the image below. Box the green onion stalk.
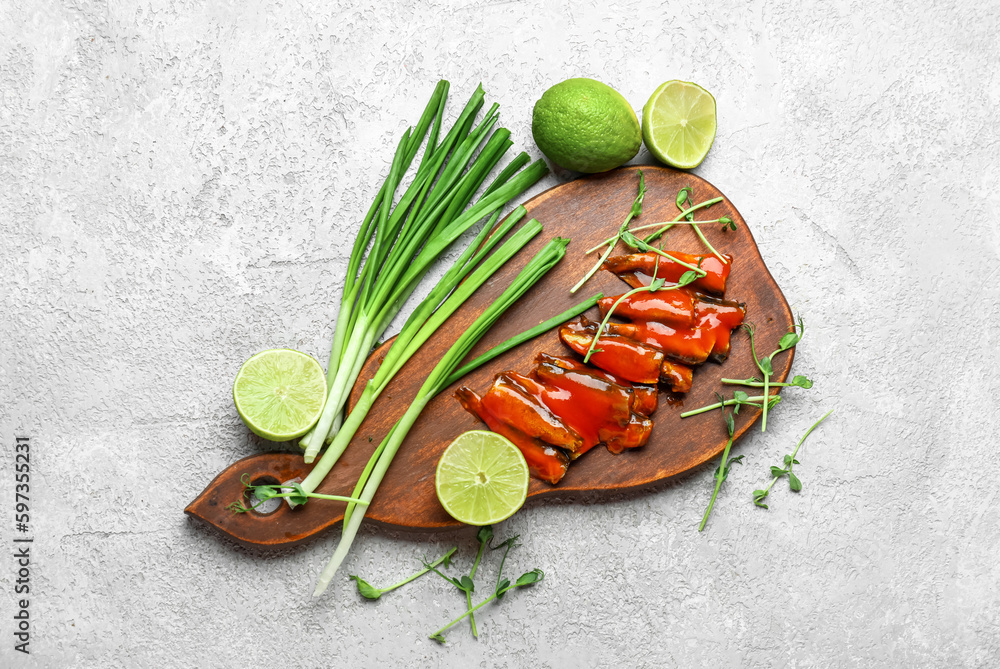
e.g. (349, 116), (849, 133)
(313, 237), (586, 595)
(299, 80), (547, 461)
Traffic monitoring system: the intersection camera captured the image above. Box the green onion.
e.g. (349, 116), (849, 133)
(298, 81), (548, 461)
(299, 210), (544, 494)
(312, 237), (573, 596)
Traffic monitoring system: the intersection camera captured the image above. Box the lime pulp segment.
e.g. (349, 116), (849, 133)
(233, 349), (327, 442)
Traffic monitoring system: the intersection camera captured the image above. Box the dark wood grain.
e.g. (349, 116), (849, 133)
(185, 166), (794, 549)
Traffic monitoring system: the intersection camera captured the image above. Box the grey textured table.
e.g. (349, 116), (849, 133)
(3, 1), (998, 667)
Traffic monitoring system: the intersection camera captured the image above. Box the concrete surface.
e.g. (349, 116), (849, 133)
(2, 0), (999, 666)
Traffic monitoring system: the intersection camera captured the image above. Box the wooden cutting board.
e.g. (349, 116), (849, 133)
(185, 166), (795, 549)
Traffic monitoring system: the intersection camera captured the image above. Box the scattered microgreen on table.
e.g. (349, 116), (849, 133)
(427, 533), (543, 644)
(349, 547), (457, 600)
(463, 526), (493, 637)
(753, 410), (834, 509)
(428, 569), (544, 644)
(343, 525), (543, 643)
(698, 398), (744, 531)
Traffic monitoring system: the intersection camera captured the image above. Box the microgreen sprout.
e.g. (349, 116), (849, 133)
(585, 198), (726, 253)
(752, 410), (833, 509)
(463, 526), (494, 637)
(676, 185), (693, 210)
(615, 215), (733, 235)
(618, 185), (728, 260)
(225, 473), (368, 513)
(428, 533), (543, 644)
(422, 558), (475, 594)
(665, 185), (728, 262)
(491, 534), (521, 599)
(679, 391), (782, 419)
(619, 229), (712, 274)
(349, 547), (457, 600)
(744, 318), (806, 432)
(427, 570), (544, 644)
(698, 397), (744, 532)
(721, 375), (813, 389)
(571, 170), (646, 293)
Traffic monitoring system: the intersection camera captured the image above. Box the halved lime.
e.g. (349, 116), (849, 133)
(642, 80), (717, 169)
(435, 431), (529, 526)
(232, 349), (327, 441)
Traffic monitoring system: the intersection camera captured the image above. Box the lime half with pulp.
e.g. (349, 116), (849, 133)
(233, 348), (327, 441)
(435, 431), (529, 526)
(642, 80), (717, 169)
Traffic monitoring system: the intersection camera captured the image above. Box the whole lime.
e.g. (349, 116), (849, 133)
(532, 78), (641, 173)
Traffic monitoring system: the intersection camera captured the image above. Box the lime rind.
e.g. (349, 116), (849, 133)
(642, 80), (717, 169)
(435, 430), (529, 526)
(233, 349), (327, 442)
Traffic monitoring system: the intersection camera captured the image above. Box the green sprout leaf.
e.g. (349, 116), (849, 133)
(630, 170), (647, 216)
(476, 526), (494, 545)
(350, 575), (382, 600)
(620, 229), (642, 249)
(790, 375), (813, 389)
(676, 186), (692, 209)
(677, 270), (699, 288)
(759, 357), (773, 376)
(777, 318), (806, 352)
(514, 569), (544, 587)
(426, 534), (545, 643)
(286, 482), (309, 506)
(753, 410), (832, 510)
